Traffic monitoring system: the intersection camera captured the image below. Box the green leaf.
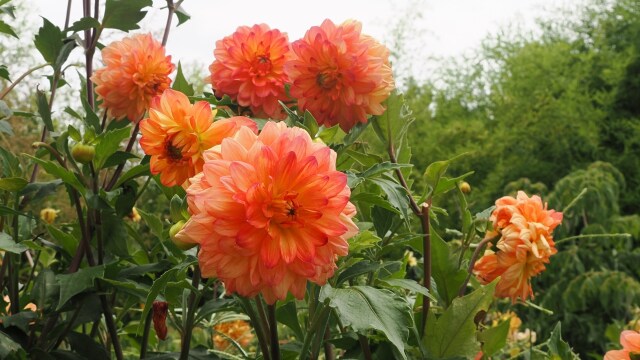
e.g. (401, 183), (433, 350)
(547, 323), (575, 360)
(34, 18), (63, 63)
(67, 17), (100, 32)
(24, 155), (85, 196)
(320, 285), (414, 359)
(0, 19), (17, 38)
(115, 163), (149, 188)
(276, 301), (304, 341)
(0, 64), (10, 81)
(195, 298), (237, 323)
(102, 151), (138, 168)
(372, 206), (395, 238)
(102, 209), (130, 258)
(102, 0), (152, 31)
(175, 5), (191, 26)
(336, 260), (383, 285)
(36, 90), (53, 131)
(370, 90), (413, 146)
(20, 180), (62, 202)
(0, 177), (27, 191)
(137, 208), (164, 241)
(0, 100), (12, 120)
(351, 192), (400, 214)
(303, 110), (319, 137)
(0, 232), (27, 253)
(47, 225), (78, 257)
(423, 153), (469, 197)
(478, 320), (510, 357)
(360, 162), (413, 179)
(0, 331), (25, 358)
(424, 280), (497, 359)
(368, 177), (410, 221)
(377, 278), (436, 302)
(172, 62), (194, 96)
(429, 228), (467, 306)
(137, 267), (181, 334)
(56, 265), (105, 310)
(94, 126), (132, 169)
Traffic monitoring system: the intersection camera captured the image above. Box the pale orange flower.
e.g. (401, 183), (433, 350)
(285, 19), (395, 132)
(209, 24), (291, 120)
(605, 330), (640, 360)
(176, 122), (358, 304)
(92, 34), (175, 122)
(139, 89), (257, 187)
(213, 320), (254, 349)
(473, 191), (563, 302)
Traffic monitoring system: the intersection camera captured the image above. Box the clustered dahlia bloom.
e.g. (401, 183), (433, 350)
(176, 122), (358, 303)
(473, 191), (563, 302)
(285, 19), (395, 131)
(139, 89), (257, 187)
(209, 24), (291, 120)
(605, 331), (640, 360)
(92, 34), (175, 122)
(213, 320), (254, 349)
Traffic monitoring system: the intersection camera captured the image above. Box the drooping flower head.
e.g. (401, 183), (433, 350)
(473, 191), (563, 302)
(40, 208), (59, 224)
(92, 34), (175, 122)
(285, 19), (395, 132)
(209, 24), (291, 120)
(176, 122), (358, 304)
(139, 89), (257, 187)
(213, 320), (254, 350)
(605, 330), (640, 360)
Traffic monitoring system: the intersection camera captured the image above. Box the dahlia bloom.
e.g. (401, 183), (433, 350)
(92, 34), (175, 122)
(285, 19), (395, 132)
(213, 320), (254, 349)
(605, 331), (640, 360)
(176, 122), (358, 303)
(473, 191), (563, 302)
(139, 89), (257, 187)
(209, 24), (291, 120)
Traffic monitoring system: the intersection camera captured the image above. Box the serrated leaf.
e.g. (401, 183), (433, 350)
(424, 280), (497, 359)
(175, 5), (191, 26)
(478, 320), (510, 356)
(429, 228), (467, 306)
(56, 265), (105, 310)
(0, 177), (27, 191)
(24, 155), (85, 196)
(368, 177), (410, 221)
(94, 126), (132, 169)
(102, 0), (152, 32)
(67, 17), (100, 32)
(34, 18), (63, 63)
(336, 260), (383, 285)
(320, 284), (413, 359)
(547, 323), (575, 360)
(0, 232), (27, 253)
(0, 64), (9, 81)
(360, 161), (413, 179)
(377, 278), (436, 302)
(351, 192), (400, 214)
(137, 208), (164, 241)
(172, 62), (194, 96)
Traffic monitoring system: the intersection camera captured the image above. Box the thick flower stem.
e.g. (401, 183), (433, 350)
(457, 237), (493, 297)
(420, 202), (431, 338)
(179, 266), (201, 360)
(104, 123), (140, 191)
(140, 309), (153, 359)
(267, 304), (280, 360)
(239, 297), (271, 360)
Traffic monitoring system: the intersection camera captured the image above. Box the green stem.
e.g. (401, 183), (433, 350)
(238, 297), (271, 360)
(555, 233), (631, 246)
(140, 308), (152, 359)
(267, 303), (280, 360)
(179, 266), (201, 360)
(0, 63), (49, 100)
(299, 304), (330, 360)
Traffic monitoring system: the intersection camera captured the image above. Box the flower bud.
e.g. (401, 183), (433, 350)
(127, 207), (141, 223)
(170, 220), (195, 250)
(40, 208), (59, 224)
(152, 300), (168, 340)
(459, 181), (471, 194)
(71, 143), (95, 164)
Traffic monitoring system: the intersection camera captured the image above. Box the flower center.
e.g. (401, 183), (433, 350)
(316, 71), (339, 90)
(253, 55), (272, 76)
(165, 140), (183, 161)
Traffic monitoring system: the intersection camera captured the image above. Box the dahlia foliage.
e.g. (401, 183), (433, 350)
(0, 0), (586, 358)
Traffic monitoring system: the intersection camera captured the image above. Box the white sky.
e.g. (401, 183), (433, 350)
(32, 0), (585, 83)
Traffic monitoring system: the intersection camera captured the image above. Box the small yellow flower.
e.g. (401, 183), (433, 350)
(405, 250), (418, 267)
(128, 207), (141, 223)
(40, 208), (59, 224)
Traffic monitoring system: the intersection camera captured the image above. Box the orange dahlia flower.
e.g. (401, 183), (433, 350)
(213, 320), (254, 349)
(473, 191), (563, 302)
(139, 89), (257, 187)
(605, 331), (640, 360)
(176, 122), (358, 304)
(92, 34), (175, 122)
(209, 24), (291, 120)
(285, 19), (395, 132)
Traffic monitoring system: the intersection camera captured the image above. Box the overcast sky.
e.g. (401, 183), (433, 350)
(32, 0), (585, 83)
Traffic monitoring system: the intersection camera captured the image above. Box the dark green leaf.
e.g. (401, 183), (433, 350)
(137, 208), (164, 241)
(195, 298), (237, 324)
(337, 260), (383, 285)
(372, 206), (395, 238)
(102, 209), (130, 258)
(478, 320), (510, 357)
(0, 312), (38, 332)
(24, 155), (85, 196)
(320, 285), (413, 359)
(66, 17), (100, 32)
(172, 62), (194, 96)
(351, 192), (400, 214)
(0, 19), (16, 38)
(377, 278), (436, 302)
(47, 225), (77, 257)
(303, 110), (319, 137)
(36, 90), (53, 131)
(0, 120), (12, 136)
(102, 0), (152, 31)
(19, 180), (62, 202)
(175, 5), (190, 26)
(67, 332), (109, 360)
(94, 126), (132, 169)
(56, 265), (105, 310)
(429, 228), (467, 306)
(0, 64), (9, 80)
(360, 161), (412, 179)
(368, 177), (410, 221)
(424, 280), (497, 359)
(276, 301), (304, 341)
(0, 331), (25, 358)
(547, 323), (576, 360)
(115, 163), (149, 188)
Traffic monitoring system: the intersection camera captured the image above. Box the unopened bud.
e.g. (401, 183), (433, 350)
(71, 143), (95, 164)
(152, 301), (168, 340)
(170, 220), (195, 250)
(459, 181), (471, 194)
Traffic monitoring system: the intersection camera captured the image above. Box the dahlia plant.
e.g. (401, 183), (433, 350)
(0, 0), (593, 359)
